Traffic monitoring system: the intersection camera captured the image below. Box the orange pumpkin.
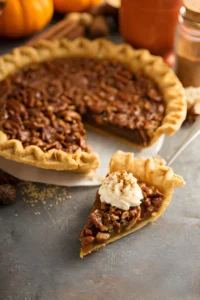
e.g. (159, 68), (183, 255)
(53, 0), (102, 13)
(0, 0), (54, 38)
(91, 0), (103, 5)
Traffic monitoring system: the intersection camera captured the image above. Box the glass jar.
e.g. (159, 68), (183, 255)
(175, 1), (200, 87)
(119, 0), (183, 56)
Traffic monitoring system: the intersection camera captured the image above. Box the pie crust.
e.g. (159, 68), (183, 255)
(80, 151), (185, 257)
(0, 38), (187, 172)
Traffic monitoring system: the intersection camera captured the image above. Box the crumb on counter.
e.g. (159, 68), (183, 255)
(34, 212), (41, 215)
(19, 182), (72, 209)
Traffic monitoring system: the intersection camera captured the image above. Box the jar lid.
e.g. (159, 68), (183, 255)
(183, 0), (200, 23)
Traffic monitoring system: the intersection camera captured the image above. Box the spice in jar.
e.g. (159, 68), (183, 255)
(175, 0), (200, 87)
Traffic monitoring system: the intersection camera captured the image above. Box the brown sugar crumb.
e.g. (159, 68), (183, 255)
(19, 182), (71, 210)
(35, 212), (41, 215)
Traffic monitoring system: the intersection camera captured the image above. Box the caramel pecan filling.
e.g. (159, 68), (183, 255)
(80, 182), (164, 247)
(0, 57), (164, 153)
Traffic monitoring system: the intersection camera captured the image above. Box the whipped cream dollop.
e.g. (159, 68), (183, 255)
(99, 171), (143, 210)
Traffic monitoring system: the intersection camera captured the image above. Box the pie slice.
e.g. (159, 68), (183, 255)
(0, 38), (186, 172)
(80, 150), (185, 257)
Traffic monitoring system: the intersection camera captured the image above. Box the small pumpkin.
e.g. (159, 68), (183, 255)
(0, 0), (54, 38)
(53, 0), (103, 13)
(91, 0), (104, 5)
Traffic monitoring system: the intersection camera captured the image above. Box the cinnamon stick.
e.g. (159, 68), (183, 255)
(66, 24), (86, 40)
(25, 16), (84, 46)
(48, 21), (81, 40)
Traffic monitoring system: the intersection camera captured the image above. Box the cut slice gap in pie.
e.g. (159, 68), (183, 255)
(80, 150), (185, 257)
(0, 39), (187, 172)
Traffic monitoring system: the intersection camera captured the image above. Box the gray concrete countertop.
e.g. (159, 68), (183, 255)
(0, 30), (200, 300)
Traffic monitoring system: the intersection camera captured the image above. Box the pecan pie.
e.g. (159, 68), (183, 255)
(0, 39), (186, 171)
(80, 151), (185, 257)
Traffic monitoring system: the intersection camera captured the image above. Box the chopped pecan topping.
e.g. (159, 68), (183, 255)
(80, 181), (164, 247)
(96, 232), (111, 243)
(81, 236), (95, 247)
(89, 210), (108, 232)
(0, 57), (165, 152)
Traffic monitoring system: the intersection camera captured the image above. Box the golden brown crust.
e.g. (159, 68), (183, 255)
(80, 150), (185, 257)
(0, 131), (99, 172)
(0, 38), (186, 171)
